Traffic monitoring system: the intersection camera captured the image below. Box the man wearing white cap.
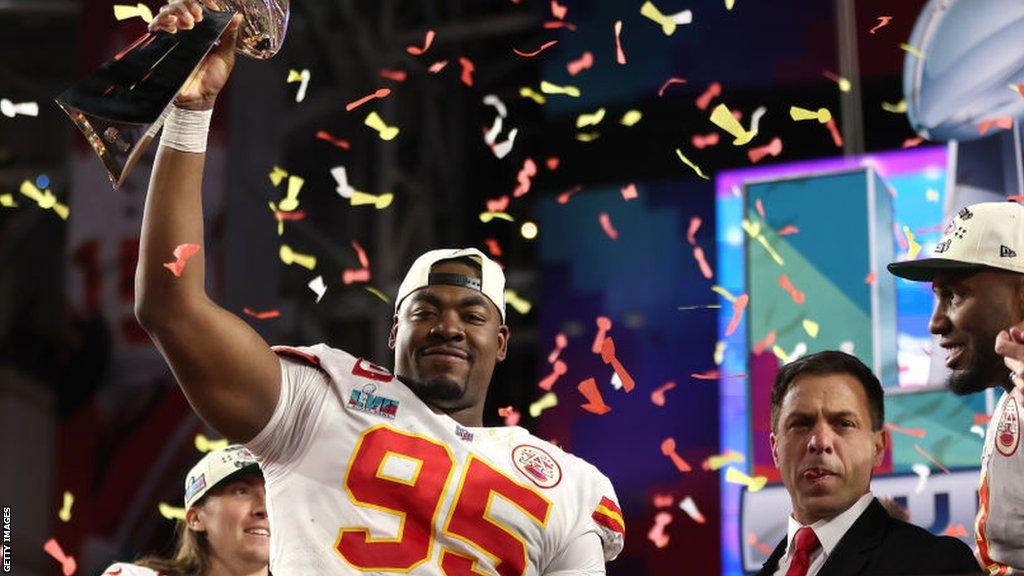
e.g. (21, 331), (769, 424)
(133, 2), (624, 574)
(100, 445), (269, 576)
(888, 201), (1024, 574)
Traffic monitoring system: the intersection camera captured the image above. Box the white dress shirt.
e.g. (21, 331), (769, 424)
(772, 492), (875, 576)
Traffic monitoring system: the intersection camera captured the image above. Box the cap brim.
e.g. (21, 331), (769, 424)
(886, 258), (988, 281)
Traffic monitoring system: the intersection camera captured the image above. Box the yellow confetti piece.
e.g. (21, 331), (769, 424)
(725, 466), (767, 492)
(279, 244), (317, 270)
(504, 289), (532, 315)
(620, 109), (643, 126)
(772, 344), (790, 363)
(576, 108), (606, 128)
(674, 148), (710, 180)
(754, 235), (784, 266)
(725, 0), (736, 9)
(529, 391), (558, 417)
(194, 433), (228, 453)
(900, 43), (924, 59)
(479, 211), (515, 223)
(711, 285), (737, 303)
(881, 100), (907, 113)
(710, 103), (755, 145)
(740, 219), (761, 238)
(575, 132), (601, 142)
(364, 111), (400, 140)
(926, 188), (939, 202)
(19, 180), (69, 220)
(836, 77), (852, 92)
(113, 3), (154, 23)
(0, 193), (16, 207)
(278, 175), (304, 211)
(58, 491), (73, 523)
(350, 191), (393, 209)
(789, 106), (831, 123)
(158, 502), (186, 520)
(713, 340), (726, 365)
(519, 87), (547, 105)
(269, 166), (289, 186)
(285, 69), (310, 102)
(704, 450), (744, 470)
(540, 81), (581, 97)
(802, 318), (819, 338)
(364, 285), (390, 303)
(640, 1), (679, 36)
(903, 225), (921, 259)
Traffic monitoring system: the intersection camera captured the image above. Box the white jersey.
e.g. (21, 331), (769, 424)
(248, 344), (624, 575)
(99, 563), (161, 576)
(977, 385), (1024, 574)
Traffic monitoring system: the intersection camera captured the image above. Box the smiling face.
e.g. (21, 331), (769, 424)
(390, 259), (509, 425)
(770, 373), (885, 525)
(188, 472), (269, 570)
(930, 269), (1024, 394)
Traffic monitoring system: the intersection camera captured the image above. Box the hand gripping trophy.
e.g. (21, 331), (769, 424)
(55, 0), (289, 188)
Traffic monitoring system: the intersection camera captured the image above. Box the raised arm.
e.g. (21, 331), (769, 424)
(134, 0), (280, 442)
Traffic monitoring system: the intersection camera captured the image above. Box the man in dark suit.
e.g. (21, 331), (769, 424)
(756, 351), (980, 576)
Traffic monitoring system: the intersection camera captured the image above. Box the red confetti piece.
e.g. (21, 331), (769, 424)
(687, 216), (702, 245)
(345, 88), (392, 112)
(551, 0), (567, 19)
(753, 330), (776, 355)
(513, 158), (538, 197)
(514, 40), (558, 58)
(351, 240), (369, 268)
(748, 137), (782, 163)
(650, 380), (677, 406)
(342, 268), (370, 284)
(274, 209), (306, 222)
(869, 16), (892, 34)
(613, 20), (626, 64)
(163, 243), (200, 278)
(902, 136), (924, 148)
(459, 57), (475, 87)
(545, 157), (560, 170)
(692, 132), (720, 149)
(621, 183), (638, 201)
(547, 332), (568, 364)
(600, 337), (636, 392)
(692, 246), (713, 279)
(975, 413), (992, 425)
(978, 116), (1013, 135)
(557, 185), (582, 204)
(484, 238), (503, 257)
(592, 315), (612, 353)
(755, 198), (766, 219)
(43, 538), (77, 576)
(379, 68), (407, 82)
(544, 20), (577, 30)
(406, 29), (435, 55)
(486, 195), (510, 212)
(538, 360), (567, 390)
(315, 130), (351, 150)
(243, 307), (281, 320)
(647, 511), (672, 549)
(825, 118), (844, 147)
(567, 51), (594, 76)
(657, 76), (687, 97)
(691, 370), (719, 380)
(578, 377), (612, 415)
(1016, 84), (1024, 97)
(747, 532), (773, 555)
(865, 271), (877, 284)
(777, 224), (799, 236)
(652, 494), (675, 508)
(660, 437), (692, 472)
(884, 422), (926, 438)
(725, 293), (749, 337)
(778, 274), (805, 304)
(428, 60), (449, 73)
(696, 81), (722, 111)
(943, 523), (968, 538)
(599, 212), (619, 240)
(914, 443), (951, 474)
(498, 405), (521, 426)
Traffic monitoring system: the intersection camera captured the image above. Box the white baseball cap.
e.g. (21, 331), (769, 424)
(183, 444), (261, 508)
(395, 248), (506, 321)
(888, 202), (1024, 282)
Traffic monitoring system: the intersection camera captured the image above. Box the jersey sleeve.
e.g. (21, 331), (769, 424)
(245, 351), (333, 482)
(553, 460), (625, 567)
(99, 563), (161, 576)
(587, 475), (626, 562)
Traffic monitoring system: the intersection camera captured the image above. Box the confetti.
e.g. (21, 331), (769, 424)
(640, 1), (691, 36)
(479, 211), (515, 223)
(315, 130), (351, 150)
(661, 438), (692, 472)
(538, 360), (567, 391)
(243, 307), (280, 319)
(513, 158), (538, 197)
(620, 183), (638, 201)
(747, 532), (773, 555)
(902, 225), (921, 259)
(869, 16), (892, 34)
(822, 69), (851, 92)
(551, 0), (568, 19)
(679, 496), (706, 524)
(779, 274), (805, 304)
(696, 81), (722, 111)
(578, 377), (613, 415)
(914, 444), (950, 474)
(714, 340), (726, 365)
(458, 57), (475, 87)
(575, 132), (600, 142)
(43, 538), (77, 576)
(557, 185), (582, 204)
(498, 406), (521, 426)
(653, 494), (675, 508)
(724, 293), (749, 337)
(279, 245), (317, 270)
(979, 116), (1014, 135)
(725, 467), (767, 492)
(778, 225), (798, 235)
(58, 491), (74, 522)
(529, 391), (558, 417)
(491, 128), (519, 159)
(514, 40), (558, 58)
(752, 330), (776, 355)
(802, 318), (819, 338)
(308, 275), (327, 302)
(647, 511), (673, 548)
(364, 111), (399, 140)
(692, 246), (713, 279)
(674, 149), (710, 180)
(505, 289), (533, 314)
(902, 136), (925, 148)
(650, 381), (676, 406)
(600, 337), (636, 392)
(406, 29), (435, 55)
(725, 0), (736, 9)
(540, 81), (581, 97)
(486, 195), (510, 213)
(286, 69), (311, 102)
(364, 286), (390, 303)
(825, 118), (843, 147)
(686, 216), (702, 245)
(789, 106), (831, 123)
(865, 271), (877, 284)
(195, 433), (229, 452)
(547, 332), (568, 364)
(620, 109), (643, 126)
(702, 450), (744, 471)
(970, 424), (986, 439)
(269, 166), (289, 186)
(544, 20), (577, 30)
(884, 422), (926, 438)
(158, 502), (186, 520)
(748, 137), (782, 164)
(944, 523), (968, 538)
(520, 86), (547, 104)
(379, 68), (407, 82)
(576, 108), (606, 128)
(545, 157), (559, 170)
(113, 3), (153, 22)
(350, 190), (394, 209)
(912, 462), (931, 493)
(0, 98), (39, 117)
(881, 99), (907, 113)
(900, 43), (924, 59)
(710, 103), (755, 145)
(692, 132), (720, 149)
(599, 212), (619, 240)
(18, 180), (68, 219)
(613, 20), (627, 64)
(163, 243), (200, 277)
(330, 166), (355, 198)
(345, 88), (391, 112)
(428, 60), (449, 73)
(592, 316), (612, 353)
(276, 174), (304, 211)
(567, 51), (594, 76)
(0, 194), (16, 207)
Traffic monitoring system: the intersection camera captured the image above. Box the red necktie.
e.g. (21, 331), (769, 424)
(785, 526), (821, 576)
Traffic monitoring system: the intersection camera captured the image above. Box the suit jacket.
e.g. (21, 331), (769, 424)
(755, 499), (981, 576)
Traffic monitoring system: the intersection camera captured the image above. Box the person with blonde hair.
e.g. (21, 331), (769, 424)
(100, 445), (269, 576)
